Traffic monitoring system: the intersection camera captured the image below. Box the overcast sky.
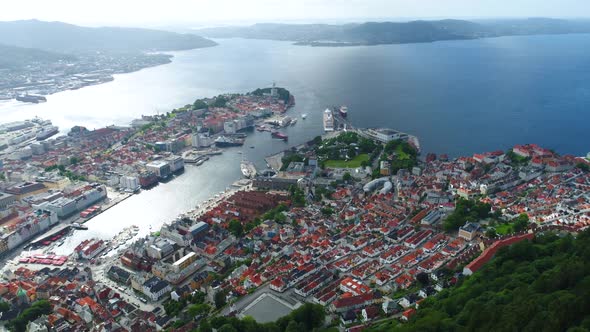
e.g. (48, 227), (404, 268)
(1, 0), (588, 27)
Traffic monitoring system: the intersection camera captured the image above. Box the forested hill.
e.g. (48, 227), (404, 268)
(0, 43), (76, 68)
(195, 18), (590, 46)
(370, 230), (590, 331)
(0, 20), (217, 53)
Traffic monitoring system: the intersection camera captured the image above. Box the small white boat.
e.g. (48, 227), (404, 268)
(301, 113), (307, 119)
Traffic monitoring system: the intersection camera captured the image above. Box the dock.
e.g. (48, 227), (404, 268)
(265, 152), (285, 171)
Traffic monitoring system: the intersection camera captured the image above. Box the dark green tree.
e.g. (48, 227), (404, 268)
(198, 319), (212, 332)
(512, 213), (530, 232)
(228, 220), (244, 238)
(485, 228), (497, 238)
(217, 324), (237, 332)
(343, 172), (352, 182)
(193, 99), (208, 110)
(576, 162), (590, 173)
(214, 291), (227, 309)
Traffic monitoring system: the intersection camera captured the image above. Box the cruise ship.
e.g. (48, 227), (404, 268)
(323, 109), (334, 132)
(36, 126), (59, 140)
(215, 136), (245, 147)
(240, 160), (257, 178)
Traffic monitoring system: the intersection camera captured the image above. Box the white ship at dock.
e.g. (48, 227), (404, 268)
(323, 109), (334, 132)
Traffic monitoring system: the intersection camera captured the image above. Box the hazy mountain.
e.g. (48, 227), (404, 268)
(343, 20), (483, 44)
(0, 43), (76, 69)
(195, 18), (590, 46)
(0, 20), (217, 53)
(478, 17), (590, 35)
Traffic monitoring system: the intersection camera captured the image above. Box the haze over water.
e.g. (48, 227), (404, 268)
(3, 34), (590, 251)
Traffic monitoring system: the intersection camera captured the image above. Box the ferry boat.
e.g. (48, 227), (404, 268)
(215, 136), (245, 147)
(240, 160), (257, 178)
(271, 131), (288, 141)
(339, 105), (348, 118)
(323, 109), (334, 132)
(195, 156), (209, 166)
(71, 223), (88, 230)
(256, 124), (272, 132)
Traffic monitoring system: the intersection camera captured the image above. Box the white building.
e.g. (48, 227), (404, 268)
(120, 176), (140, 192)
(224, 121), (237, 134)
(191, 134), (200, 147)
(166, 156), (185, 173)
(146, 160), (171, 179)
(142, 277), (172, 301)
(361, 128), (407, 143)
(192, 133), (213, 148)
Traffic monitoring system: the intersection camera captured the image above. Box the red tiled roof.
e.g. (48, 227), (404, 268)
(465, 233), (534, 273)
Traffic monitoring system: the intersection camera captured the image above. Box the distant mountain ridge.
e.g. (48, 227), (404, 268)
(0, 19), (217, 53)
(195, 18), (590, 46)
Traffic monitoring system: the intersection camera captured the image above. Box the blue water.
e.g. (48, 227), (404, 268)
(1, 33), (589, 157)
(341, 34), (590, 156)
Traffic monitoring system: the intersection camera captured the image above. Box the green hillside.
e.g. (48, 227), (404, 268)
(369, 230), (590, 332)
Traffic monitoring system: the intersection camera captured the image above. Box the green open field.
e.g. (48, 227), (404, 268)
(325, 154), (369, 168)
(396, 145), (410, 160)
(495, 223), (513, 235)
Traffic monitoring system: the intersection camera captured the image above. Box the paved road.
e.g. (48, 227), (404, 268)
(92, 265), (156, 312)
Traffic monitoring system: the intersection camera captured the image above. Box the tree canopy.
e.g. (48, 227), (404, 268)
(368, 230), (590, 331)
(228, 219), (244, 238)
(9, 300), (52, 332)
(192, 99), (208, 110)
(212, 96), (228, 108)
(207, 303), (326, 332)
(380, 139), (419, 175)
(443, 198), (491, 231)
(251, 87), (292, 104)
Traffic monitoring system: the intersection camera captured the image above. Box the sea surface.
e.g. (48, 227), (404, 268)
(1, 34), (589, 252)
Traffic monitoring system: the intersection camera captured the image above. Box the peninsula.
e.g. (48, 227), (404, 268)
(0, 86), (589, 330)
(0, 20), (217, 101)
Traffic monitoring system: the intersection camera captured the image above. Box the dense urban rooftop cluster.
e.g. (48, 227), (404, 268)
(1, 89), (290, 194)
(1, 111), (589, 331)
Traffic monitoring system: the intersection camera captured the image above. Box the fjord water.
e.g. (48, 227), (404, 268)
(2, 34), (589, 250)
(2, 34), (590, 157)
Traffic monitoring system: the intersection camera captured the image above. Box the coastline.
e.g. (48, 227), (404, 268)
(2, 40), (220, 105)
(0, 87), (298, 260)
(4, 54), (175, 104)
